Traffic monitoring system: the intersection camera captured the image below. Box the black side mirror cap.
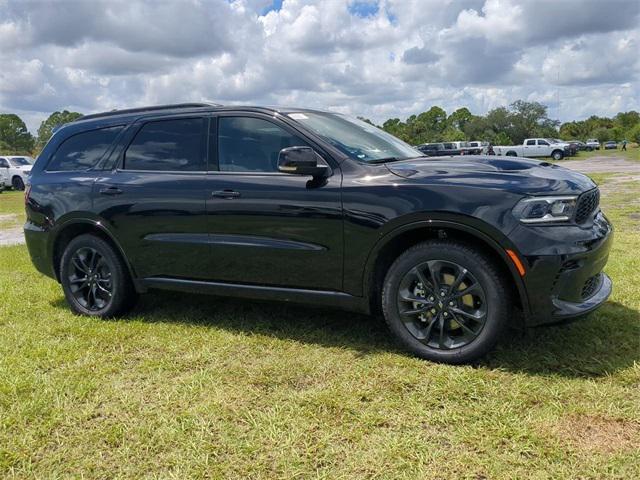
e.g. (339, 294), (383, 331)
(278, 146), (331, 178)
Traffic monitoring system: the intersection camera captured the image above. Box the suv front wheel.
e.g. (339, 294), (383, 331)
(60, 234), (137, 317)
(381, 241), (511, 364)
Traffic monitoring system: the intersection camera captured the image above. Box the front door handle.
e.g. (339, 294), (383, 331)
(99, 186), (123, 195)
(212, 189), (241, 199)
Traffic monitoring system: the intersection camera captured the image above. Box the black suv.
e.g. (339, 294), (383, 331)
(25, 104), (613, 363)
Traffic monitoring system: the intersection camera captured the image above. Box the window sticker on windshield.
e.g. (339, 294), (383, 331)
(289, 113), (308, 120)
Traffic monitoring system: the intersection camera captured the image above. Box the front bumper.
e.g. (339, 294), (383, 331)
(510, 212), (613, 326)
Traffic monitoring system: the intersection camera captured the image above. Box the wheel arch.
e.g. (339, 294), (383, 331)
(363, 219), (529, 319)
(50, 219), (138, 287)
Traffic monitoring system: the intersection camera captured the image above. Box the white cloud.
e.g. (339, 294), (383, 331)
(0, 0), (638, 133)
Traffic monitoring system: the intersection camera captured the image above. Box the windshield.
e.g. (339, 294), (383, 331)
(285, 112), (422, 162)
(9, 157), (32, 166)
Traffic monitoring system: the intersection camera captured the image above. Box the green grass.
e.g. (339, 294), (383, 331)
(1, 175), (639, 478)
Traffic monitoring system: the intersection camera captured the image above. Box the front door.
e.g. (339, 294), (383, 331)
(205, 114), (343, 291)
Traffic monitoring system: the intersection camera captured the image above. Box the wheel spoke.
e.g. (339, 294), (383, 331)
(450, 311), (477, 336)
(400, 292), (429, 303)
(413, 266), (432, 293)
(95, 282), (112, 296)
(72, 256), (90, 275)
(448, 267), (468, 294)
(424, 315), (437, 341)
(450, 306), (486, 322)
(426, 261), (441, 291)
(400, 304), (432, 316)
(438, 315), (446, 349)
(450, 283), (482, 299)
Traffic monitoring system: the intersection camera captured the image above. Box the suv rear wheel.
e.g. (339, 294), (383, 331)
(60, 234), (137, 317)
(381, 241), (510, 364)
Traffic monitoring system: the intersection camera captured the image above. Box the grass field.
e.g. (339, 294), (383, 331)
(1, 169), (639, 478)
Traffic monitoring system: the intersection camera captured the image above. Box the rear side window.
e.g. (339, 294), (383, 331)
(47, 126), (123, 171)
(526, 140), (535, 145)
(124, 118), (205, 171)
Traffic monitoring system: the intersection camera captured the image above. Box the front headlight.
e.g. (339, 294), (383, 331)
(512, 196), (578, 224)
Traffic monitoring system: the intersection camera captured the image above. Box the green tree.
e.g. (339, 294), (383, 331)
(593, 127), (612, 144)
(0, 114), (35, 154)
(447, 107), (474, 131)
(628, 123), (640, 144)
(508, 100), (559, 144)
(36, 110), (83, 151)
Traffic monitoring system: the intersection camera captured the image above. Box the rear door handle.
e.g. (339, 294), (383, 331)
(212, 189), (241, 199)
(99, 186), (123, 195)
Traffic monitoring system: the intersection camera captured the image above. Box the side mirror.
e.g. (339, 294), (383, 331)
(278, 147), (330, 178)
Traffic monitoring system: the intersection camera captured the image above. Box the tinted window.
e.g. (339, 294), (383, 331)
(125, 118), (205, 171)
(526, 140), (535, 145)
(538, 140), (549, 146)
(9, 157), (32, 166)
(218, 117), (308, 172)
(47, 127), (123, 171)
(0, 158), (8, 168)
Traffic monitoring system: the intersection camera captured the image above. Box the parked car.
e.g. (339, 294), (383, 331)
(0, 155), (35, 190)
(604, 141), (617, 150)
(468, 141), (490, 154)
(415, 142), (463, 156)
(25, 103), (612, 364)
(572, 141), (588, 151)
(494, 138), (569, 160)
(585, 139), (600, 150)
(449, 141), (482, 155)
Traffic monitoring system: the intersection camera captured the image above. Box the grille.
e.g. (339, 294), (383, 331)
(581, 274), (602, 300)
(575, 188), (600, 223)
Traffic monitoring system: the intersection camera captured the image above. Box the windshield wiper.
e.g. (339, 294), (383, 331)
(367, 156), (423, 164)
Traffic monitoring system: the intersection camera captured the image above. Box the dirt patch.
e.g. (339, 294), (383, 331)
(0, 226), (24, 246)
(553, 414), (640, 454)
(0, 214), (24, 245)
(560, 157), (640, 174)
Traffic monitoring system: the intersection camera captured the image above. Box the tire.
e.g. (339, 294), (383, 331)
(381, 241), (511, 364)
(505, 151), (517, 157)
(60, 234), (137, 317)
(12, 176), (24, 190)
(551, 150), (564, 161)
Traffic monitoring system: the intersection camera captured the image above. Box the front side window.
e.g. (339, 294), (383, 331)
(218, 117), (308, 172)
(286, 112), (421, 163)
(9, 157), (33, 166)
(125, 118), (205, 171)
(47, 126), (123, 171)
(0, 158), (9, 168)
(538, 140), (550, 146)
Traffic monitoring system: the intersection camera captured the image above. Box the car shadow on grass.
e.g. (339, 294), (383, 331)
(51, 293), (639, 377)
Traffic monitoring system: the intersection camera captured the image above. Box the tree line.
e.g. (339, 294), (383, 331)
(1, 101), (639, 156)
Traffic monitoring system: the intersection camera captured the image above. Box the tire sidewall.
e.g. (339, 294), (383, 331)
(382, 242), (508, 363)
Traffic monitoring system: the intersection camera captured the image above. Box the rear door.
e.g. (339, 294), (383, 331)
(94, 115), (212, 280)
(203, 113), (344, 291)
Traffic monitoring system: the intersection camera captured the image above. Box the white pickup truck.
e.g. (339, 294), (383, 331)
(494, 138), (569, 160)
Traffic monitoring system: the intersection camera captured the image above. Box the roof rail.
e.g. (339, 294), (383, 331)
(77, 102), (222, 121)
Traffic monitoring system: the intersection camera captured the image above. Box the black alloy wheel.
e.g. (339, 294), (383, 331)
(67, 247), (113, 311)
(60, 234), (137, 317)
(382, 241), (510, 364)
(396, 260), (487, 350)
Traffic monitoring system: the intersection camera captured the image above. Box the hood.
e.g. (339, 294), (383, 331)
(385, 155), (595, 196)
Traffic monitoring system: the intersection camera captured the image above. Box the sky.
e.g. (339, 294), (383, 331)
(0, 0), (639, 133)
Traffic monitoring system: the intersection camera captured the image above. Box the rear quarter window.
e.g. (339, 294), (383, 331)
(46, 126), (123, 171)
